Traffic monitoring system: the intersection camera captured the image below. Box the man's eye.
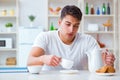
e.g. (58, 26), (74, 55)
(74, 25), (79, 28)
(66, 23), (70, 26)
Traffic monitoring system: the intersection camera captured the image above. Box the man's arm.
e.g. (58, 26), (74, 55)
(27, 47), (61, 66)
(27, 47), (45, 66)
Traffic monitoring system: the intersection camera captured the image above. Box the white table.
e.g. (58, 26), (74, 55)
(0, 70), (120, 80)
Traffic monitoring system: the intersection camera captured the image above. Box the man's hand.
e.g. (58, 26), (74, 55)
(102, 49), (115, 66)
(41, 55), (61, 66)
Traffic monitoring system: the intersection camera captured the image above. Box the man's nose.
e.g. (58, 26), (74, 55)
(69, 26), (74, 32)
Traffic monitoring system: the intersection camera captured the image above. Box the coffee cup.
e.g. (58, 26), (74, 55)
(60, 58), (74, 69)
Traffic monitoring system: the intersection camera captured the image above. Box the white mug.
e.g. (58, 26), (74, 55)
(60, 58), (74, 69)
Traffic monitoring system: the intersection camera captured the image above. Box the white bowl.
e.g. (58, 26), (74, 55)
(27, 65), (42, 74)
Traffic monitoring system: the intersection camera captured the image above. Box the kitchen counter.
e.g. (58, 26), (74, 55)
(0, 70), (120, 80)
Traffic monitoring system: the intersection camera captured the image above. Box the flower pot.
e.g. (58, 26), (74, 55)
(6, 27), (12, 32)
(30, 22), (34, 27)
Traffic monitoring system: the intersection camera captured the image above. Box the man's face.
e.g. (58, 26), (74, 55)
(58, 15), (80, 40)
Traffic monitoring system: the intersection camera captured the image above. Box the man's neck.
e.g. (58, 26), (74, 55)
(58, 31), (75, 45)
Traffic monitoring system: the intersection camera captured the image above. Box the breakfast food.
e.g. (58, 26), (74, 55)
(49, 7), (61, 15)
(103, 20), (112, 27)
(56, 7), (61, 12)
(96, 65), (115, 73)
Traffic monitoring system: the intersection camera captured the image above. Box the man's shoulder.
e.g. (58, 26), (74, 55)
(38, 31), (57, 38)
(38, 31), (57, 36)
(77, 33), (93, 39)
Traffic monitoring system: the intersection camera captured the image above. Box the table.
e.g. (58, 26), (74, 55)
(0, 70), (120, 80)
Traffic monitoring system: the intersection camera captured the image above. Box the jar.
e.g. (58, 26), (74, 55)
(9, 9), (15, 16)
(1, 9), (7, 16)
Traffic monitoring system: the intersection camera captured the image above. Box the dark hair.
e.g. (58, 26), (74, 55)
(60, 5), (82, 21)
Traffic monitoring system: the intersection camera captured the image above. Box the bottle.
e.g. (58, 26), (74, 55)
(96, 7), (100, 15)
(85, 2), (89, 14)
(50, 22), (54, 31)
(102, 3), (106, 14)
(90, 5), (94, 14)
(107, 3), (110, 15)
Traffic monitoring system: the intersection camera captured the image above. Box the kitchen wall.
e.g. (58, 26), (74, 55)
(19, 0), (47, 30)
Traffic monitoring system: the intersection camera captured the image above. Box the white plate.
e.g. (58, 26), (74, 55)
(96, 73), (116, 76)
(60, 70), (79, 74)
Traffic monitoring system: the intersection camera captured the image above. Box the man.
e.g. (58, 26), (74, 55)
(27, 5), (115, 71)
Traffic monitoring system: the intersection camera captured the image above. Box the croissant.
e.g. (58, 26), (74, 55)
(103, 20), (112, 27)
(96, 65), (115, 73)
(49, 7), (53, 12)
(56, 7), (61, 12)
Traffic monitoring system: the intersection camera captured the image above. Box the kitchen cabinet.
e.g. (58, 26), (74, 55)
(18, 26), (43, 66)
(0, 0), (19, 67)
(81, 0), (118, 69)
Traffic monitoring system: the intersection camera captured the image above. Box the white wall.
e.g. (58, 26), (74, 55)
(19, 0), (48, 30)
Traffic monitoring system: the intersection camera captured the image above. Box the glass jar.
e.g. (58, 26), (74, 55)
(1, 9), (7, 16)
(9, 9), (15, 16)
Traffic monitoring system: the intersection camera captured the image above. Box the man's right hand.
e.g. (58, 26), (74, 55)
(41, 55), (61, 66)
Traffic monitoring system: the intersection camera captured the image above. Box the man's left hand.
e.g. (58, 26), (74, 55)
(102, 49), (115, 66)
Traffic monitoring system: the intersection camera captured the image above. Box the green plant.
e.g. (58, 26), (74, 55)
(28, 15), (36, 22)
(5, 22), (13, 28)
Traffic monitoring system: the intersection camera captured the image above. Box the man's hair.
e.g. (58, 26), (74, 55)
(60, 5), (82, 21)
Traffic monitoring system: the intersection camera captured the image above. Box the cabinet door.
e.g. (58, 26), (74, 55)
(18, 44), (32, 66)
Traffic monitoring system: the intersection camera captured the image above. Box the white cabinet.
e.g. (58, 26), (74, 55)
(0, 0), (19, 67)
(18, 27), (43, 67)
(82, 0), (118, 69)
(82, 0), (116, 49)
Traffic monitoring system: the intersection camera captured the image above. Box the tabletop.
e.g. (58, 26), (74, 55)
(0, 70), (120, 80)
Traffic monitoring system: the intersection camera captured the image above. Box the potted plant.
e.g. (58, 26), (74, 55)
(28, 15), (36, 27)
(5, 22), (13, 32)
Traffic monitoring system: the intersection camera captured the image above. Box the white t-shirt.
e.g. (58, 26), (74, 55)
(33, 31), (102, 71)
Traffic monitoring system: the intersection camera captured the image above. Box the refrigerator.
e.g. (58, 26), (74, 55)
(18, 26), (43, 67)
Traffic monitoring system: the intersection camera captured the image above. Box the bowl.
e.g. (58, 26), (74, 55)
(27, 65), (43, 74)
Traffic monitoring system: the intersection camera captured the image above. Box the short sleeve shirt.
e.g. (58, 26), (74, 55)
(33, 30), (100, 71)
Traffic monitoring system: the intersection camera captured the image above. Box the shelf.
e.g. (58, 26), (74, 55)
(84, 15), (114, 17)
(84, 31), (114, 34)
(0, 16), (17, 18)
(0, 32), (17, 34)
(48, 15), (60, 18)
(0, 49), (17, 52)
(0, 65), (17, 68)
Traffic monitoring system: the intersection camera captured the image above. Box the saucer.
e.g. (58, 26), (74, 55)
(60, 70), (79, 74)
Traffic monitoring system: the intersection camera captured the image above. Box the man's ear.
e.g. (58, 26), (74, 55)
(58, 18), (61, 26)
